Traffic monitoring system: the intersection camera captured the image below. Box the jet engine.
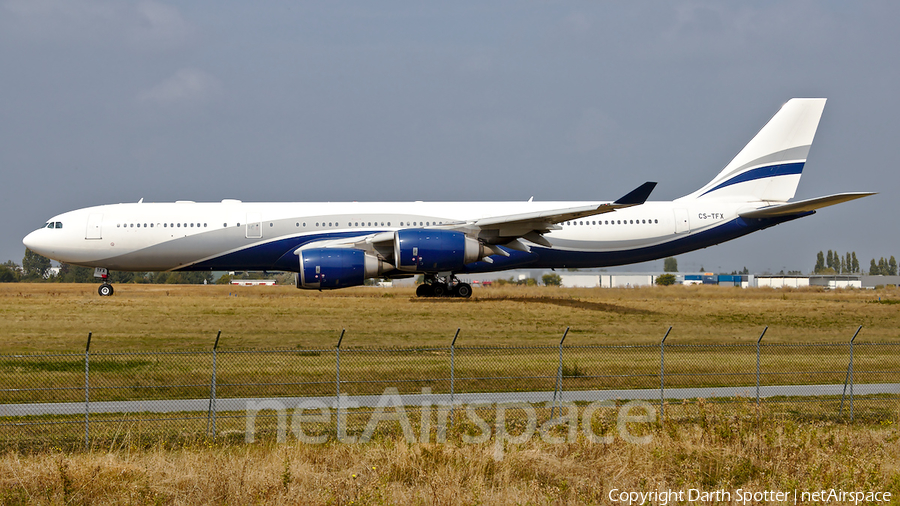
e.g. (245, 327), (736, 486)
(297, 248), (393, 289)
(393, 229), (485, 272)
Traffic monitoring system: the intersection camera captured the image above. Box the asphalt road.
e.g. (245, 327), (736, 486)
(3, 383), (898, 417)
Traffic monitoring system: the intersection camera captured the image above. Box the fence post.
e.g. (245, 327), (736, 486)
(756, 327), (767, 408)
(850, 326), (860, 421)
(84, 332), (91, 450)
(335, 329), (344, 436)
(450, 328), (459, 426)
(551, 327), (569, 419)
(207, 330), (221, 437)
(660, 327), (671, 420)
(839, 326), (862, 420)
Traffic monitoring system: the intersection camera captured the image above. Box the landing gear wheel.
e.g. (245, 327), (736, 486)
(454, 283), (472, 298)
(98, 283), (114, 297)
(431, 283), (447, 297)
(416, 284), (434, 297)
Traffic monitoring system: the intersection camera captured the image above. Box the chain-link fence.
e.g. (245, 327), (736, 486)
(1, 327), (898, 449)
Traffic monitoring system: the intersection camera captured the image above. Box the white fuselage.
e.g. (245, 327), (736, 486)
(23, 198), (755, 273)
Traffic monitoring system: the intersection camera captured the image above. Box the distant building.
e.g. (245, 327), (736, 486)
(231, 279), (276, 286)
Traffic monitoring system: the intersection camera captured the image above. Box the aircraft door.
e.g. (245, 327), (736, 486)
(674, 209), (690, 234)
(86, 213), (103, 240)
(246, 213), (262, 239)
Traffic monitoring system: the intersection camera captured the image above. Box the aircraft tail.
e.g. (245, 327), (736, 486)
(680, 98), (827, 202)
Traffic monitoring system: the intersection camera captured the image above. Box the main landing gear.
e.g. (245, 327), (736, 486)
(416, 274), (472, 298)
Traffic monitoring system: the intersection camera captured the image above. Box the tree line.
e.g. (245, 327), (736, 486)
(813, 250), (897, 276)
(0, 249), (213, 284)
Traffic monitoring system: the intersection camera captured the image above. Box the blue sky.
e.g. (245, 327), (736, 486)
(2, 1), (897, 273)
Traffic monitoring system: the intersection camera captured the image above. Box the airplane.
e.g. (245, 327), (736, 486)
(23, 98), (873, 297)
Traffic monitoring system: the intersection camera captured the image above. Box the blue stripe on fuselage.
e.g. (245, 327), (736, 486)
(460, 213), (811, 272)
(179, 213), (811, 273)
(180, 231), (381, 272)
(700, 162), (804, 197)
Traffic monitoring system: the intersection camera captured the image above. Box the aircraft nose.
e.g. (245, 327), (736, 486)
(23, 230), (37, 250)
(23, 230), (50, 256)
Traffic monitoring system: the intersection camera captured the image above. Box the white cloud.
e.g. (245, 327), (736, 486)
(130, 1), (190, 49)
(138, 68), (223, 106)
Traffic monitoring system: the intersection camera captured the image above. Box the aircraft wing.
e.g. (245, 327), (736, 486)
(739, 192), (875, 219)
(470, 182), (656, 230)
(296, 182), (656, 255)
(454, 181), (657, 247)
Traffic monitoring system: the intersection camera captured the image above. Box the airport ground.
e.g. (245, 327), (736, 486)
(1, 283), (898, 504)
(1, 282), (899, 352)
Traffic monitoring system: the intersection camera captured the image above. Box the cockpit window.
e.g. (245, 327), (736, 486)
(55, 222), (63, 229)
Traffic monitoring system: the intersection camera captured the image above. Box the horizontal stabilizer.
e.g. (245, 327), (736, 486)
(739, 192), (875, 219)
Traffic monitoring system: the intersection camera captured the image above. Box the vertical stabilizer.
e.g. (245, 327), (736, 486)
(680, 98), (826, 202)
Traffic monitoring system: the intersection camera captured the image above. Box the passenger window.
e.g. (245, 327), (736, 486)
(315, 223), (319, 227)
(270, 223), (274, 227)
(387, 222), (391, 226)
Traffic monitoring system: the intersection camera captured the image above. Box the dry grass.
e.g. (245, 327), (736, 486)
(1, 283), (899, 353)
(2, 284), (900, 503)
(1, 403), (898, 505)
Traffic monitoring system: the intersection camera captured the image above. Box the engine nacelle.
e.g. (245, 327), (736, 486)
(394, 229), (482, 272)
(297, 248), (392, 289)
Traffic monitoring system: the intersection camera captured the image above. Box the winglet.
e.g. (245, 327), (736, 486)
(614, 182), (657, 205)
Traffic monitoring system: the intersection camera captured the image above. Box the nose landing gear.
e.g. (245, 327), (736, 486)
(98, 282), (114, 296)
(94, 267), (114, 296)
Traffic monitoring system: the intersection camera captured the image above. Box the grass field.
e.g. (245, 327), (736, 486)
(1, 283), (899, 503)
(1, 283), (899, 352)
(1, 402), (898, 505)
(1, 283), (898, 405)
